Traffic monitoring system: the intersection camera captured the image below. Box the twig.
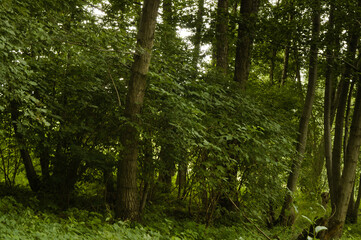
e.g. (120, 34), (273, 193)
(107, 67), (122, 107)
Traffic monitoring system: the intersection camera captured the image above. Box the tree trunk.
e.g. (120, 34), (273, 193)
(116, 0), (160, 221)
(293, 44), (303, 93)
(343, 81), (355, 156)
(9, 101), (40, 192)
(280, 45), (290, 86)
(270, 48), (277, 84)
(278, 4), (320, 226)
(192, 0), (204, 73)
(157, 0), (177, 195)
(139, 139), (154, 213)
(233, 0), (258, 90)
(330, 23), (358, 208)
(157, 143), (176, 194)
(280, 9), (294, 86)
(216, 0), (229, 73)
(348, 171), (361, 223)
(163, 0), (173, 25)
(324, 2), (336, 207)
(177, 162), (187, 199)
(346, 57), (361, 224)
(322, 81), (361, 239)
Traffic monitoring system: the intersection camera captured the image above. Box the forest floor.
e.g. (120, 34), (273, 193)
(0, 188), (359, 239)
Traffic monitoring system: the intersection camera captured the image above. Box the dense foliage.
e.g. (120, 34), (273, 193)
(1, 0), (361, 239)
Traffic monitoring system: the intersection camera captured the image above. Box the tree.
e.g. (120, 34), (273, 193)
(216, 0), (229, 73)
(320, 1), (361, 237)
(277, 0), (320, 226)
(234, 0), (259, 90)
(116, 0), (161, 221)
(192, 0), (205, 74)
(322, 76), (361, 239)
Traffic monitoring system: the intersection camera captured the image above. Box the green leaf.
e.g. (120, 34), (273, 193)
(315, 226), (327, 234)
(301, 215), (313, 224)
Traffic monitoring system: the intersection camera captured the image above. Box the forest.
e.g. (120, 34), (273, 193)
(1, 0), (361, 239)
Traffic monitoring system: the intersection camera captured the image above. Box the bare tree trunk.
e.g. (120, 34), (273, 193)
(216, 0), (229, 73)
(157, 143), (176, 193)
(116, 0), (160, 221)
(280, 45), (290, 86)
(322, 81), (361, 239)
(278, 4), (320, 226)
(280, 10), (294, 86)
(330, 26), (358, 210)
(177, 162), (187, 199)
(9, 101), (40, 192)
(324, 2), (336, 207)
(192, 0), (204, 73)
(348, 171), (361, 223)
(346, 57), (361, 224)
(293, 45), (302, 90)
(233, 0), (259, 90)
(343, 81), (355, 156)
(270, 48), (277, 84)
(139, 138), (155, 213)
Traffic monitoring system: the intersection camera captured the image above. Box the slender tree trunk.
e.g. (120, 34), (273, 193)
(349, 171), (361, 223)
(280, 10), (294, 86)
(293, 44), (302, 92)
(116, 0), (160, 221)
(322, 82), (361, 239)
(104, 169), (115, 205)
(233, 0), (259, 90)
(216, 0), (229, 73)
(344, 81), (355, 155)
(157, 0), (177, 195)
(163, 0), (172, 24)
(346, 57), (361, 224)
(280, 45), (290, 86)
(330, 26), (358, 209)
(278, 4), (320, 226)
(270, 48), (276, 84)
(346, 185), (356, 223)
(192, 0), (204, 73)
(177, 162), (187, 199)
(139, 138), (154, 213)
(324, 2), (336, 207)
(157, 143), (176, 193)
(9, 101), (40, 192)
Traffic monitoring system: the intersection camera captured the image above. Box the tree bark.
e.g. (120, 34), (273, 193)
(330, 22), (358, 208)
(116, 0), (160, 221)
(270, 47), (277, 84)
(280, 8), (294, 86)
(322, 80), (361, 240)
(280, 45), (290, 86)
(343, 81), (355, 157)
(192, 0), (204, 73)
(177, 162), (187, 199)
(156, 0), (177, 195)
(293, 44), (302, 92)
(139, 138), (154, 213)
(324, 2), (336, 207)
(216, 0), (229, 73)
(233, 0), (258, 90)
(278, 4), (320, 226)
(348, 171), (361, 223)
(346, 57), (361, 224)
(157, 142), (176, 193)
(9, 101), (40, 192)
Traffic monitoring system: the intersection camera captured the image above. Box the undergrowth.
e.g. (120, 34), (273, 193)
(0, 192), (359, 239)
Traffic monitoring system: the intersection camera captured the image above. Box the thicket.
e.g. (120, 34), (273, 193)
(1, 0), (361, 239)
